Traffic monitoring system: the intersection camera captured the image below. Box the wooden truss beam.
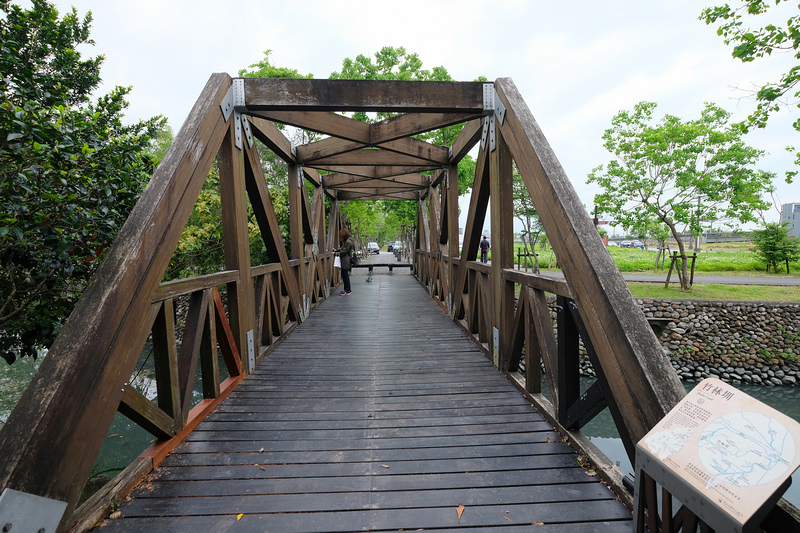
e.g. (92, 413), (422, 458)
(243, 78), (487, 113)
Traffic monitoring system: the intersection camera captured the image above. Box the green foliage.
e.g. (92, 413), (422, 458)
(163, 168), (271, 280)
(329, 46), (480, 196)
(701, 1), (800, 178)
(588, 101), (774, 289)
(513, 166), (543, 250)
(752, 222), (800, 273)
(235, 50), (315, 259)
(0, 0), (163, 363)
(238, 49), (314, 80)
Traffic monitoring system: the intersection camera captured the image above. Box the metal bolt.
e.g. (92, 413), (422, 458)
(2, 523), (12, 532)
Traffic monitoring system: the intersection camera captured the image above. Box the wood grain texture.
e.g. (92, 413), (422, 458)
(494, 77), (685, 458)
(0, 73), (232, 521)
(243, 78), (486, 112)
(97, 274), (630, 532)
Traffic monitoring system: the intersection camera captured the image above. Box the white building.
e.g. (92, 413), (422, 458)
(781, 202), (800, 238)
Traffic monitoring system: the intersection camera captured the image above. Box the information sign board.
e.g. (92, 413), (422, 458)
(634, 377), (800, 531)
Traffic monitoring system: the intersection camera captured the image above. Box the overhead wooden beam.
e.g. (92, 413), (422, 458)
(297, 135), (448, 166)
(312, 165), (430, 179)
(248, 116), (296, 163)
(450, 117), (484, 164)
(302, 167), (322, 188)
(250, 110), (371, 143)
(322, 173), (428, 188)
(337, 190), (420, 201)
(242, 78), (487, 113)
(370, 112), (481, 144)
(308, 149), (444, 168)
(494, 77), (684, 460)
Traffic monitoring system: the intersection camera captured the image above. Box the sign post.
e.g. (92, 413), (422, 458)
(634, 377), (800, 532)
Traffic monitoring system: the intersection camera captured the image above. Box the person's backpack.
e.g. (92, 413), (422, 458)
(350, 248), (359, 266)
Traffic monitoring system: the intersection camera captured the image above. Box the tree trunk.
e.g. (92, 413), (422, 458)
(663, 219), (691, 290)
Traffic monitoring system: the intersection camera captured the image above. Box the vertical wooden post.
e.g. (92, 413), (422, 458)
(556, 295), (581, 424)
(489, 130), (514, 368)
(447, 164), (459, 315)
(218, 126), (255, 372)
(288, 163), (305, 313)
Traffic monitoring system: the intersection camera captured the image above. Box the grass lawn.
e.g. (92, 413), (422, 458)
(627, 282), (800, 302)
(510, 242), (800, 302)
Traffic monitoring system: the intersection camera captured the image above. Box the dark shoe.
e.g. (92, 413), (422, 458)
(344, 290), (352, 295)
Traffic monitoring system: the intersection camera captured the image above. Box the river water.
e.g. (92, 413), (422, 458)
(3, 359), (800, 509)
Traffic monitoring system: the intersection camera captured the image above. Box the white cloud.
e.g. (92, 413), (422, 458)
(36, 0), (800, 223)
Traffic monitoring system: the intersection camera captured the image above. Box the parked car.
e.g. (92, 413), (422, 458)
(367, 242), (380, 254)
(631, 240), (644, 249)
(387, 242), (394, 252)
(619, 240), (633, 248)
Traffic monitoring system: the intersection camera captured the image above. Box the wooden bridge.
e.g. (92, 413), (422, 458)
(0, 77), (797, 532)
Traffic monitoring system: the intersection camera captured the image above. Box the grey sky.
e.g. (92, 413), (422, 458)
(39, 0), (800, 230)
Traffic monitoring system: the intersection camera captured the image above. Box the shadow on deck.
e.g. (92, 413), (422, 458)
(96, 274), (631, 531)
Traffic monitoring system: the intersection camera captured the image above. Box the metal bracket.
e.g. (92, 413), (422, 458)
(220, 86), (235, 121)
(448, 146), (453, 161)
(241, 114), (254, 148)
(479, 86), (505, 152)
(493, 327), (500, 368)
(297, 166), (303, 188)
(482, 83), (495, 115)
(0, 488), (68, 533)
(227, 79), (248, 150)
(233, 110), (243, 150)
(232, 78), (246, 110)
(291, 144), (297, 158)
(246, 330), (255, 371)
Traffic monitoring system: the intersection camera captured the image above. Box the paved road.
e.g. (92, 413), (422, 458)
(536, 271), (800, 286)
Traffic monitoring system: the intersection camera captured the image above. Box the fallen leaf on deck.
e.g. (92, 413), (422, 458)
(546, 438), (553, 443)
(259, 447), (264, 453)
(237, 513), (243, 521)
(457, 503), (465, 520)
(109, 511), (121, 520)
(381, 464), (390, 468)
(533, 522), (544, 525)
(502, 515), (512, 521)
(258, 467), (265, 471)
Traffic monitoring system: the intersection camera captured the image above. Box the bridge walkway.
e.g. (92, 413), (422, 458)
(96, 273), (631, 532)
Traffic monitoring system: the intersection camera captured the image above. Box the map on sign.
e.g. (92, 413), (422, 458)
(698, 411), (795, 487)
(639, 378), (800, 525)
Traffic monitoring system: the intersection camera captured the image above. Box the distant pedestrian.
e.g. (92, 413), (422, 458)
(480, 236), (490, 263)
(333, 228), (355, 295)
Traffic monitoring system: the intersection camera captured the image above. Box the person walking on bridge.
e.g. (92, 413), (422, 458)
(480, 235), (490, 263)
(333, 228), (355, 295)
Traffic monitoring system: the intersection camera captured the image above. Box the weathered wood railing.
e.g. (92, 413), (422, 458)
(69, 254), (337, 530)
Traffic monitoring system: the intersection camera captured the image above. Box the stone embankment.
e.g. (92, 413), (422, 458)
(574, 298), (800, 386)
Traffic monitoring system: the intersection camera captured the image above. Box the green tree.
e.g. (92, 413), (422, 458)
(330, 46), (482, 196)
(512, 166), (542, 271)
(235, 50), (315, 259)
(0, 0), (163, 363)
(752, 222), (800, 273)
(700, 1), (800, 179)
(588, 101), (774, 290)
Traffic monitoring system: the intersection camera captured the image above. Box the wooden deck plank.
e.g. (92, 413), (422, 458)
(97, 274), (630, 532)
